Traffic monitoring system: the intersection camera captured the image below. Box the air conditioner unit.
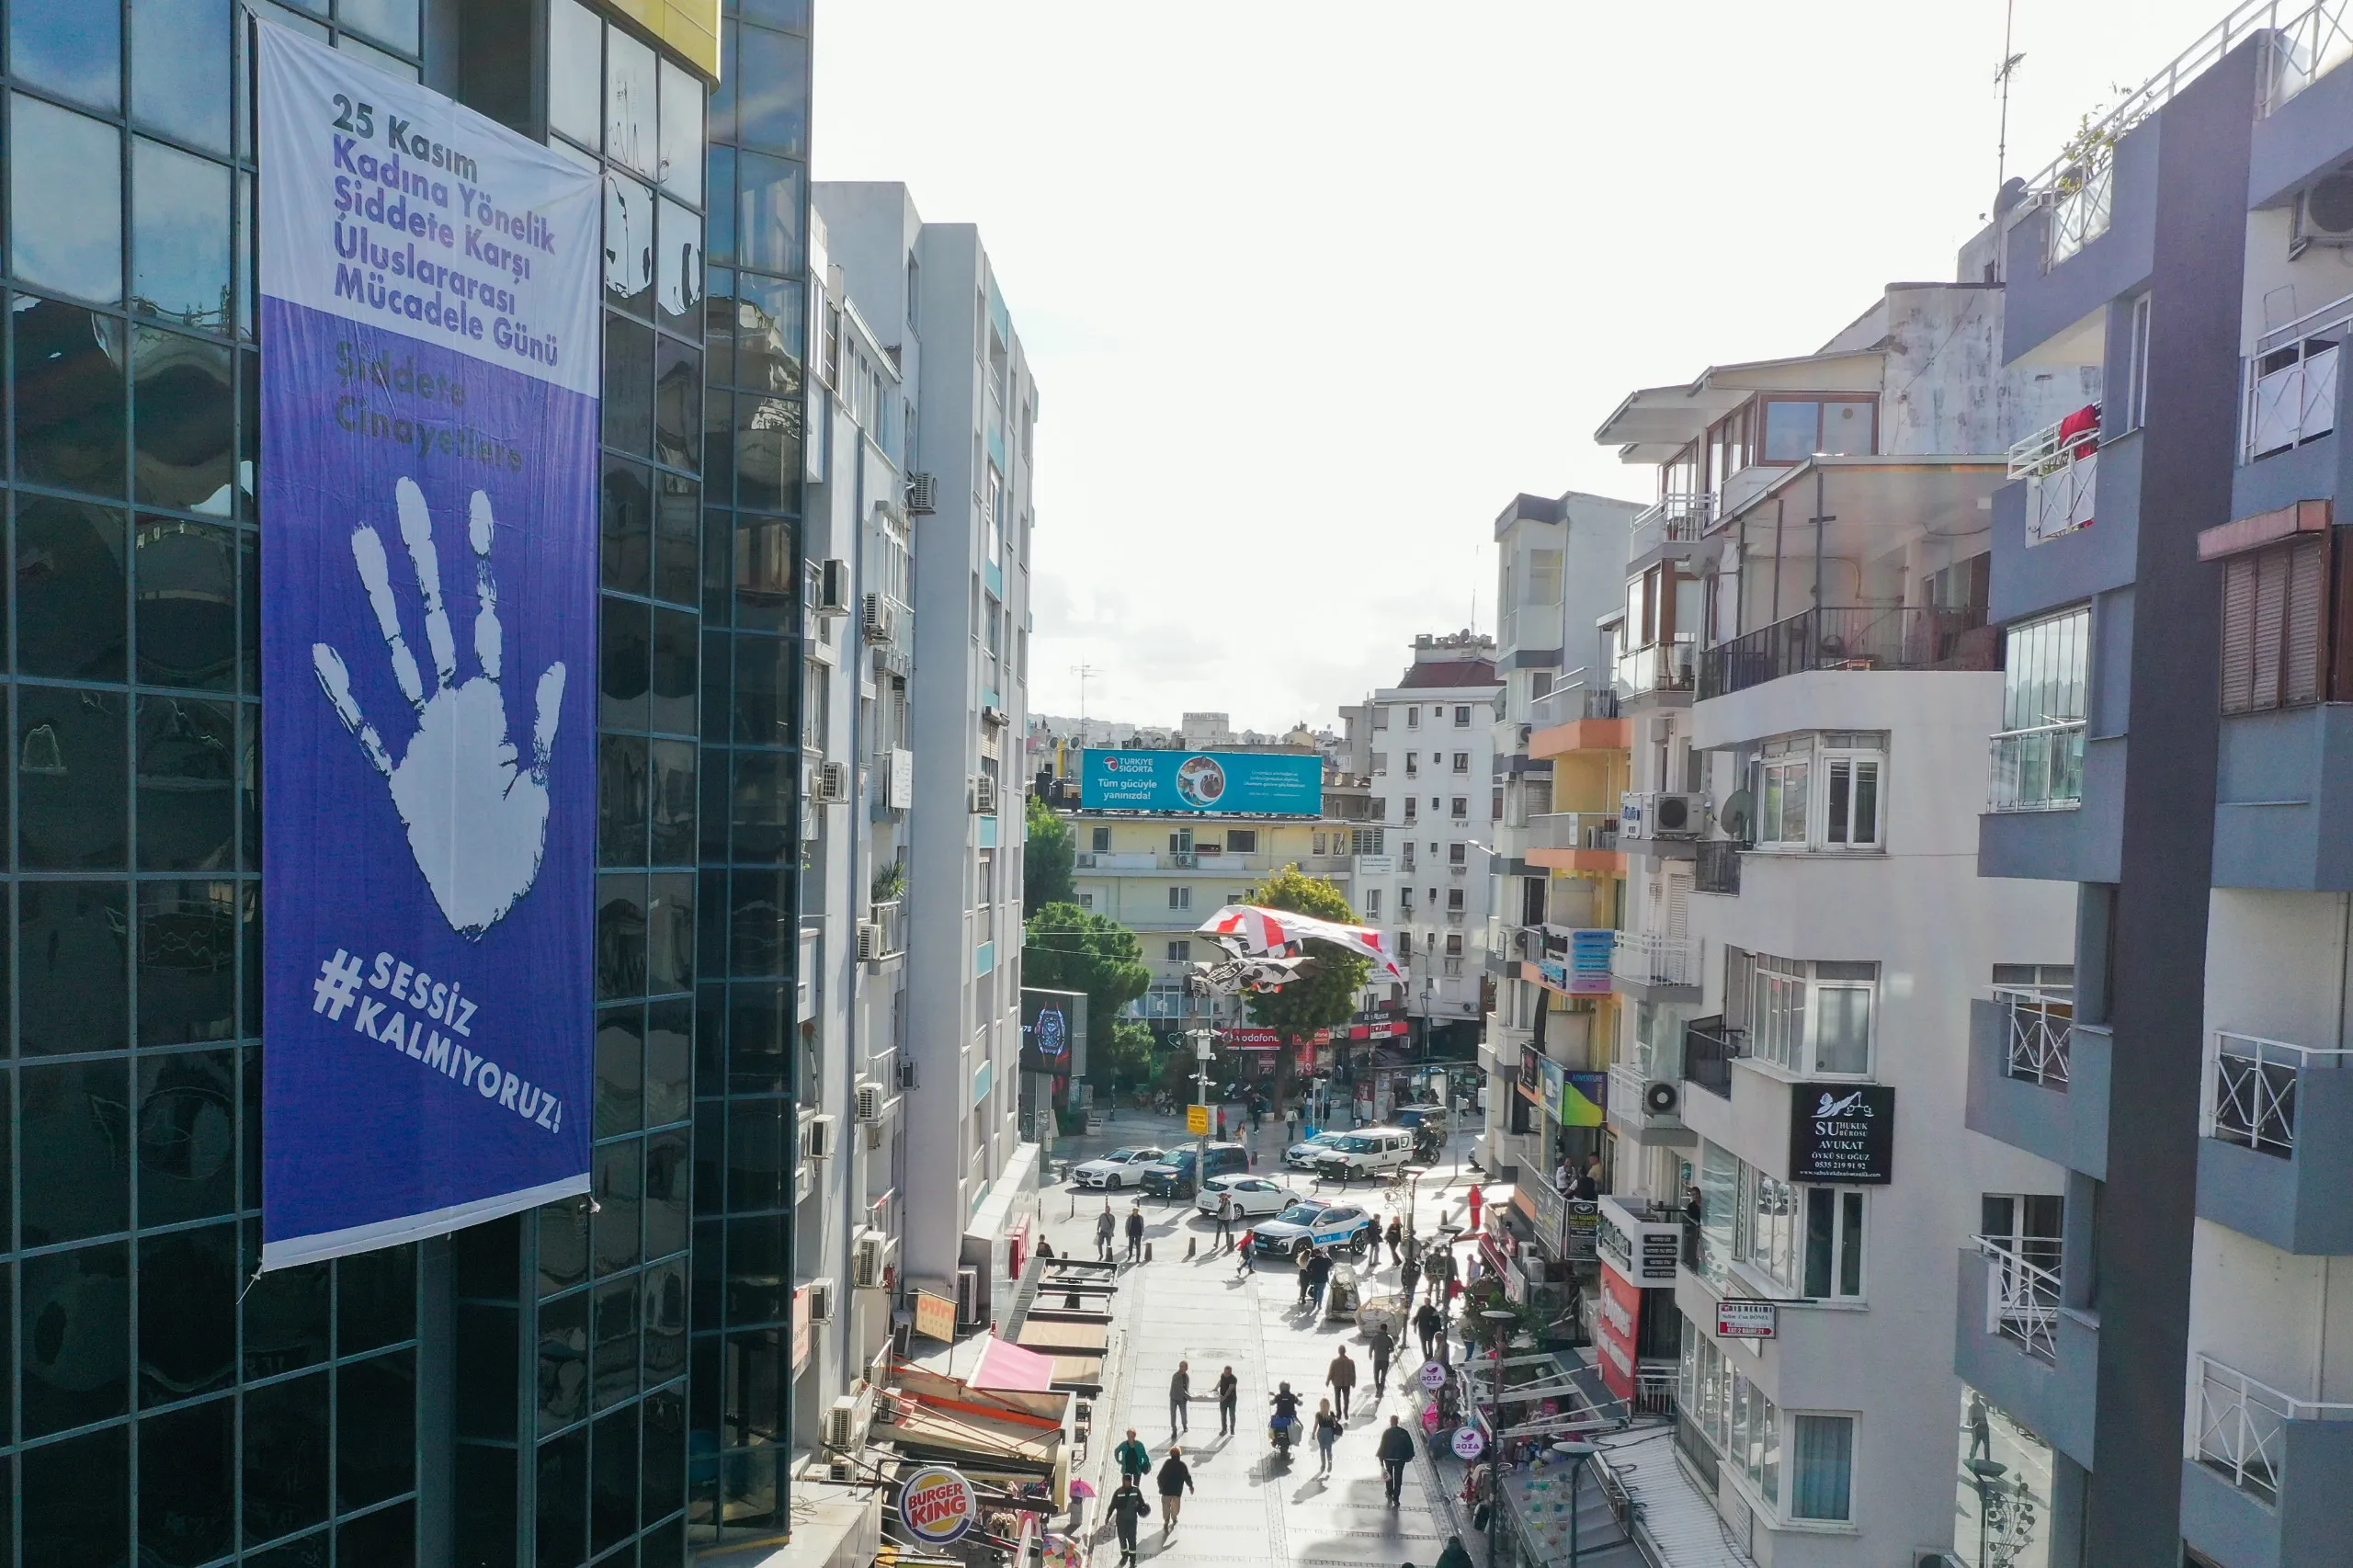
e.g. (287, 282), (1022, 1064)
(807, 1277), (838, 1324)
(981, 705), (1008, 730)
(806, 1113), (838, 1162)
(858, 922), (884, 963)
(904, 472), (938, 514)
(816, 558), (851, 616)
(954, 1267), (982, 1327)
(2296, 168), (2353, 253)
(854, 1231), (890, 1289)
(856, 1079), (886, 1124)
(822, 1392), (863, 1450)
(972, 775), (1000, 814)
(896, 1057), (920, 1091)
(1643, 1080), (1681, 1118)
(813, 761), (849, 804)
(861, 593), (896, 644)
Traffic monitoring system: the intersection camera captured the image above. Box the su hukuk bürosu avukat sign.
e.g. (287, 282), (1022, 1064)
(256, 20), (602, 1268)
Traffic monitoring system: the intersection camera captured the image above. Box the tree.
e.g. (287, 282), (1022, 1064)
(1022, 903), (1150, 1079)
(1241, 864), (1371, 1040)
(1023, 795), (1075, 915)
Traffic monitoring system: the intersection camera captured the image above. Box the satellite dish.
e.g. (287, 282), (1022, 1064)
(1720, 790), (1756, 846)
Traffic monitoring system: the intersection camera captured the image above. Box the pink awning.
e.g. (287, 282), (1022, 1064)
(969, 1335), (1058, 1393)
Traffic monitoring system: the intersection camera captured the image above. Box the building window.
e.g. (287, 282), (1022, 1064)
(1752, 733), (1885, 851)
(1078, 893), (1094, 910)
(2123, 292), (2152, 434)
(1405, 756), (1420, 778)
(1373, 710), (1390, 731)
(1165, 940), (1190, 962)
(1370, 751), (1388, 775)
(1759, 397), (1875, 462)
(1449, 797), (1468, 820)
(1351, 828), (1385, 855)
(1490, 786), (1504, 821)
(1167, 886), (1191, 911)
(1398, 887), (1415, 913)
(1398, 932), (1414, 959)
(2220, 540), (2344, 713)
(1448, 842), (1467, 866)
(1445, 934), (1463, 957)
(1447, 889), (1465, 912)
(1091, 825), (1111, 853)
(1406, 708), (1420, 729)
(1366, 890), (1381, 917)
(1788, 1415), (1856, 1521)
(1737, 953), (1877, 1076)
(1451, 751), (1470, 773)
(1404, 800), (1419, 824)
(1454, 705), (1471, 726)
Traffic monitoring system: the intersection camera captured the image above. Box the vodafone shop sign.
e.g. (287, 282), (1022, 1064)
(899, 1465), (980, 1544)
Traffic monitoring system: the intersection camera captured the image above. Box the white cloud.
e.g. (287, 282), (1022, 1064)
(815, 0), (2240, 729)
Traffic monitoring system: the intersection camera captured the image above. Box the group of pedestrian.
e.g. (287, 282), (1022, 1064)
(1109, 1426), (1195, 1562)
(1095, 1199), (1149, 1264)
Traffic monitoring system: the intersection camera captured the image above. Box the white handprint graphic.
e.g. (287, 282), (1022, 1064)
(312, 478), (567, 939)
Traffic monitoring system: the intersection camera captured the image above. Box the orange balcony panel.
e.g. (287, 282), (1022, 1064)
(1526, 846), (1626, 874)
(1528, 718), (1631, 759)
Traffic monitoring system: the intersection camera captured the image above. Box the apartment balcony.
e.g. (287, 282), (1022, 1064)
(1626, 493), (1713, 573)
(2008, 413), (2100, 546)
(1987, 720), (2086, 812)
(2242, 292), (2347, 465)
(1617, 791), (1699, 863)
(1699, 604), (1997, 700)
(1605, 1054), (1694, 1147)
(1614, 638), (1697, 708)
(864, 899), (907, 964)
(1693, 838), (1741, 895)
(1954, 1241), (2098, 1471)
(1524, 811), (1623, 874)
(1526, 683), (1625, 757)
(1966, 994), (2109, 1179)
(2215, 699), (2353, 892)
(2182, 1354), (2353, 1568)
(2197, 1029), (2353, 1253)
(1681, 1017), (1745, 1100)
(1610, 931), (1698, 1003)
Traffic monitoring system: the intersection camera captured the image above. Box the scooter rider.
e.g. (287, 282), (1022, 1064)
(1268, 1381), (1303, 1454)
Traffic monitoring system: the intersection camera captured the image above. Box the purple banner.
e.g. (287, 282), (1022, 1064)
(258, 23), (602, 1267)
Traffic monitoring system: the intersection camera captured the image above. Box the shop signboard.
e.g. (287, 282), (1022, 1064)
(1537, 1058), (1566, 1123)
(792, 1286), (813, 1370)
(1080, 749), (1323, 815)
(1567, 929), (1616, 994)
(1595, 1261), (1643, 1403)
(1537, 958), (1569, 993)
(1596, 1197), (1681, 1285)
(1563, 1199), (1601, 1263)
(1562, 1070), (1608, 1128)
(899, 1466), (981, 1545)
(1788, 1083), (1896, 1185)
(1021, 990), (1083, 1075)
(1219, 1027), (1283, 1051)
(1451, 1425), (1487, 1460)
(1716, 1300), (1778, 1339)
(256, 23), (602, 1268)
(913, 1290), (958, 1343)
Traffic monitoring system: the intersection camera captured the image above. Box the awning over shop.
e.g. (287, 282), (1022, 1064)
(877, 1365), (1070, 1496)
(970, 1335), (1057, 1394)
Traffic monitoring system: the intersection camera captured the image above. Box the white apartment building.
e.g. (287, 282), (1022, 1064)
(791, 210), (918, 1432)
(1365, 633), (1503, 1052)
(1589, 283), (2092, 1561)
(1480, 491), (1643, 1185)
(817, 183), (1040, 1332)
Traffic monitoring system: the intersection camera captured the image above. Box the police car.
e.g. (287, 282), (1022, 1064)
(1250, 1201), (1377, 1262)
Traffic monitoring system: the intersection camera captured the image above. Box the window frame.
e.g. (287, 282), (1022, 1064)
(1739, 952), (1877, 1078)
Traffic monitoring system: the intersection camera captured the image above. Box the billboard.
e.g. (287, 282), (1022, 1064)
(1021, 988), (1085, 1076)
(257, 23), (602, 1267)
(1079, 749), (1323, 815)
(1789, 1083), (1896, 1184)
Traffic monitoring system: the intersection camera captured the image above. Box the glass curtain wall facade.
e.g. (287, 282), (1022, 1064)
(688, 0), (809, 1550)
(0, 0), (791, 1563)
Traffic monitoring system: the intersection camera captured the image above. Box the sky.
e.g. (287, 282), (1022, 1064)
(813, 0), (2241, 733)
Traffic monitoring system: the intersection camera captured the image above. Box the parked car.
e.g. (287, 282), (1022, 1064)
(1071, 1147), (1165, 1190)
(1314, 1128), (1415, 1179)
(1284, 1131), (1347, 1170)
(1142, 1142), (1249, 1198)
(1251, 1201), (1378, 1261)
(1194, 1175), (1298, 1220)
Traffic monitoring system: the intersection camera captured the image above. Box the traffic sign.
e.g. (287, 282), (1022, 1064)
(1187, 1104), (1211, 1134)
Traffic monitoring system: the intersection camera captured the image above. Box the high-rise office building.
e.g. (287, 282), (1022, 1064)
(0, 0), (820, 1561)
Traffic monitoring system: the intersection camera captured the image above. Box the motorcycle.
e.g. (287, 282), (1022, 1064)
(1268, 1413), (1296, 1458)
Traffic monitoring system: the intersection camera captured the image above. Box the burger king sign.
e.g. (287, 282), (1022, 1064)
(899, 1465), (980, 1545)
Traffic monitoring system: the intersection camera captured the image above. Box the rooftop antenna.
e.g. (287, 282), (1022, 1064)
(1994, 0), (2026, 193)
(1070, 664), (1101, 727)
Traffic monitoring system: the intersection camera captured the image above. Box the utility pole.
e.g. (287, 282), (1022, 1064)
(1070, 664), (1101, 730)
(1188, 1027), (1214, 1196)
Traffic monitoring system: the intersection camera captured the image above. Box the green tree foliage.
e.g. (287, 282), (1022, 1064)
(1242, 864), (1371, 1040)
(1022, 903), (1150, 1078)
(1023, 795), (1075, 915)
(1097, 1019), (1162, 1094)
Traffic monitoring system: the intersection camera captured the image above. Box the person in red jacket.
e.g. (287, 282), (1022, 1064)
(1466, 1182), (1484, 1233)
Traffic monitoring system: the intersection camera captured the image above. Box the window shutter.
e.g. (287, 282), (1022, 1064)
(2253, 547), (2290, 710)
(2222, 554), (2257, 713)
(2285, 535), (2327, 707)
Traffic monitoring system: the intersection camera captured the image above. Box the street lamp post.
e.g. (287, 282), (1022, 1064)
(1188, 1028), (1214, 1197)
(1553, 1439), (1595, 1567)
(1479, 1307), (1515, 1568)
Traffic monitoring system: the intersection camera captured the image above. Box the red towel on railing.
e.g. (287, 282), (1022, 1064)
(2057, 403), (2101, 458)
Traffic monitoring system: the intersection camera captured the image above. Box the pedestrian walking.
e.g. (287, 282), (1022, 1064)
(1296, 1245), (1318, 1308)
(1467, 1182), (1484, 1233)
(1236, 1229), (1256, 1274)
(1369, 1321), (1395, 1398)
(1385, 1216), (1404, 1267)
(1286, 1110), (1299, 1144)
(1377, 1415), (1416, 1504)
(1169, 1361), (1191, 1436)
(1155, 1449), (1193, 1537)
(1216, 1365), (1239, 1436)
(1125, 1203), (1145, 1263)
(1435, 1536), (1474, 1568)
(1313, 1399), (1342, 1475)
(1400, 1256), (1421, 1306)
(1096, 1202), (1118, 1261)
(1108, 1478), (1151, 1563)
(1216, 1191), (1234, 1247)
(1114, 1428), (1152, 1485)
(1304, 1249), (1334, 1312)
(1414, 1300), (1442, 1361)
(1326, 1346), (1358, 1418)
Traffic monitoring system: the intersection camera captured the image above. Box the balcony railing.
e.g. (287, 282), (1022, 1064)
(1529, 812), (1619, 853)
(1699, 605), (1996, 699)
(1972, 1234), (2063, 1363)
(1684, 1017), (1745, 1099)
(1442, 958), (1464, 977)
(869, 899), (906, 960)
(2196, 1355), (2353, 1506)
(1528, 676), (1620, 729)
(1629, 493), (1713, 555)
(1988, 719), (2086, 812)
(1617, 638), (1698, 697)
(1612, 931), (1697, 989)
(1995, 986), (2073, 1088)
(1694, 838), (1742, 895)
(2204, 1030), (2353, 1157)
(2245, 291), (2352, 460)
(2009, 412), (2099, 545)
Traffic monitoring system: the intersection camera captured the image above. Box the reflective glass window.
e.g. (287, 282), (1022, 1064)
(12, 96), (124, 305)
(18, 686), (130, 866)
(131, 0), (233, 153)
(652, 607), (696, 733)
(17, 497), (129, 679)
(597, 872), (648, 1000)
(597, 1004), (644, 1138)
(655, 337), (702, 472)
(19, 880), (131, 1052)
(606, 313), (654, 455)
(734, 150), (802, 277)
(12, 0), (121, 111)
(594, 1138), (642, 1275)
(139, 1221), (237, 1404)
(141, 1395), (235, 1565)
(593, 1275), (638, 1409)
(650, 739), (696, 868)
(337, 1349), (416, 1509)
(240, 1239), (329, 1379)
(337, 1498), (415, 1566)
(132, 139), (232, 329)
(600, 733), (650, 865)
(244, 1370), (332, 1540)
(705, 146), (735, 265)
(335, 0), (421, 52)
(656, 475), (699, 605)
(604, 26), (657, 178)
(22, 1242), (131, 1435)
(602, 455), (654, 595)
(735, 27), (807, 157)
(642, 1383), (688, 1521)
(15, 297), (130, 496)
(539, 1196), (589, 1299)
(137, 1048), (236, 1225)
(136, 517), (238, 686)
(548, 0), (602, 147)
(132, 328), (235, 510)
(138, 879), (235, 1046)
(539, 1426), (589, 1568)
(646, 1130), (688, 1259)
(605, 171), (654, 317)
(658, 58), (704, 204)
(724, 1102), (784, 1210)
(137, 697), (235, 870)
(335, 1242), (415, 1356)
(24, 1422), (130, 1566)
(740, 0), (811, 28)
(601, 596), (652, 730)
(657, 199), (704, 335)
(593, 1403), (641, 1550)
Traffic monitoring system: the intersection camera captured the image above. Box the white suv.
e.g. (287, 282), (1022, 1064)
(1313, 1128), (1415, 1179)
